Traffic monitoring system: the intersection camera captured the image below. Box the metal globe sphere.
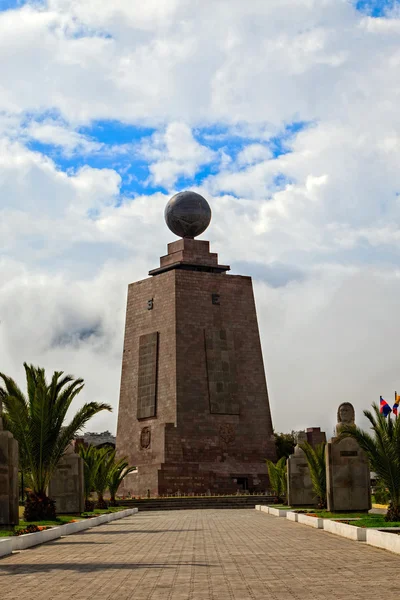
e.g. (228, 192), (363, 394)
(164, 191), (212, 238)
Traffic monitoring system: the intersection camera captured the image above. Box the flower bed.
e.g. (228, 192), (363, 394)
(0, 508), (138, 559)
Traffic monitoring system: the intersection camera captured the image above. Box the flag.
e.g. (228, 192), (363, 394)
(393, 392), (399, 416)
(380, 396), (392, 417)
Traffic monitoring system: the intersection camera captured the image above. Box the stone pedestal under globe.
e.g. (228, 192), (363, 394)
(116, 191), (276, 496)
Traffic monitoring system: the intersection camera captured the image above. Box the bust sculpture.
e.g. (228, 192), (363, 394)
(326, 401), (370, 511)
(336, 402), (355, 434)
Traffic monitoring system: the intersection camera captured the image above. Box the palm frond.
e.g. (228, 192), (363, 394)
(266, 457), (287, 499)
(108, 457), (136, 499)
(93, 447), (116, 496)
(78, 444), (100, 501)
(300, 441), (326, 506)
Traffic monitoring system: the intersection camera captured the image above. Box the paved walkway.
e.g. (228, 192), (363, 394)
(1, 509), (399, 600)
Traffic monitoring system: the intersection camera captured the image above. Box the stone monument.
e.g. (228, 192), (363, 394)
(48, 444), (84, 514)
(0, 399), (19, 528)
(326, 402), (371, 512)
(287, 431), (317, 507)
(116, 191), (276, 496)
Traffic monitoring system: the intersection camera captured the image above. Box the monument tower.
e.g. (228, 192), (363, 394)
(116, 191), (275, 496)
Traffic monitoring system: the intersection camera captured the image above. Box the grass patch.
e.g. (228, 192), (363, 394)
(334, 515), (400, 528)
(311, 510), (370, 519)
(80, 507), (125, 518)
(0, 514), (79, 537)
(0, 506), (126, 536)
(93, 507), (124, 513)
(122, 494), (270, 500)
(266, 505), (399, 528)
(292, 508), (386, 524)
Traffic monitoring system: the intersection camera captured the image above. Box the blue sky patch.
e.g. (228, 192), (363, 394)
(26, 137), (164, 199)
(355, 0), (398, 16)
(78, 120), (156, 146)
(198, 120), (311, 162)
(0, 0), (27, 10)
(24, 118), (309, 200)
(268, 121), (312, 158)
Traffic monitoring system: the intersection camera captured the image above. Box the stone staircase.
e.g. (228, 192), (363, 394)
(117, 495), (274, 511)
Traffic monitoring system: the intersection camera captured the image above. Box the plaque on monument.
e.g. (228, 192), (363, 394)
(287, 431), (317, 507)
(0, 399), (19, 528)
(326, 403), (371, 512)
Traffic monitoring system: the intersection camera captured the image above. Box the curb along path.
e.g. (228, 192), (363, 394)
(256, 505), (400, 553)
(0, 508), (138, 558)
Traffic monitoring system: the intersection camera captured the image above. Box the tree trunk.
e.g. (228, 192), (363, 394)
(385, 502), (400, 522)
(24, 492), (56, 522)
(109, 493), (117, 507)
(95, 492), (108, 510)
(84, 499), (95, 512)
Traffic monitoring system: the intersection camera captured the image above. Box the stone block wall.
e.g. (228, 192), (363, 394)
(48, 451), (85, 514)
(117, 249), (275, 496)
(0, 431), (19, 527)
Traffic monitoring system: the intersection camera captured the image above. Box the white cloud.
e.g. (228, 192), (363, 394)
(26, 120), (103, 155)
(360, 15), (400, 33)
(140, 122), (216, 188)
(0, 0), (391, 126)
(2, 0), (400, 436)
(236, 144), (272, 166)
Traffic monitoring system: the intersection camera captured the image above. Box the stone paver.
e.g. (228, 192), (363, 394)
(0, 509), (399, 600)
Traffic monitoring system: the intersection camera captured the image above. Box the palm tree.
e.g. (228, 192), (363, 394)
(92, 447), (116, 509)
(339, 403), (400, 522)
(77, 444), (99, 512)
(108, 458), (136, 506)
(300, 442), (326, 508)
(266, 457), (287, 503)
(0, 363), (111, 521)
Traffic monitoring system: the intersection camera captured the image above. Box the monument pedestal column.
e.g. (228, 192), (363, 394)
(287, 432), (317, 507)
(48, 444), (85, 514)
(326, 403), (371, 512)
(0, 409), (19, 529)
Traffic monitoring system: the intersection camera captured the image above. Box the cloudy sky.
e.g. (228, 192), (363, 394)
(1, 0), (400, 437)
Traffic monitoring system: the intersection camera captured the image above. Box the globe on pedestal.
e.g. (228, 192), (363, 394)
(164, 191), (212, 238)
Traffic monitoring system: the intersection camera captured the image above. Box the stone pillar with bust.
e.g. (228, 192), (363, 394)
(326, 402), (371, 512)
(287, 431), (317, 507)
(47, 443), (85, 514)
(0, 399), (19, 529)
(116, 191), (276, 496)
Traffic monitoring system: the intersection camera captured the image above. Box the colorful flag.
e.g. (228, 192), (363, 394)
(380, 396), (392, 417)
(393, 392), (399, 416)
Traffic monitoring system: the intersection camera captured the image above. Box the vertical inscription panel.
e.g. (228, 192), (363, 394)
(205, 329), (239, 414)
(137, 332), (159, 419)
